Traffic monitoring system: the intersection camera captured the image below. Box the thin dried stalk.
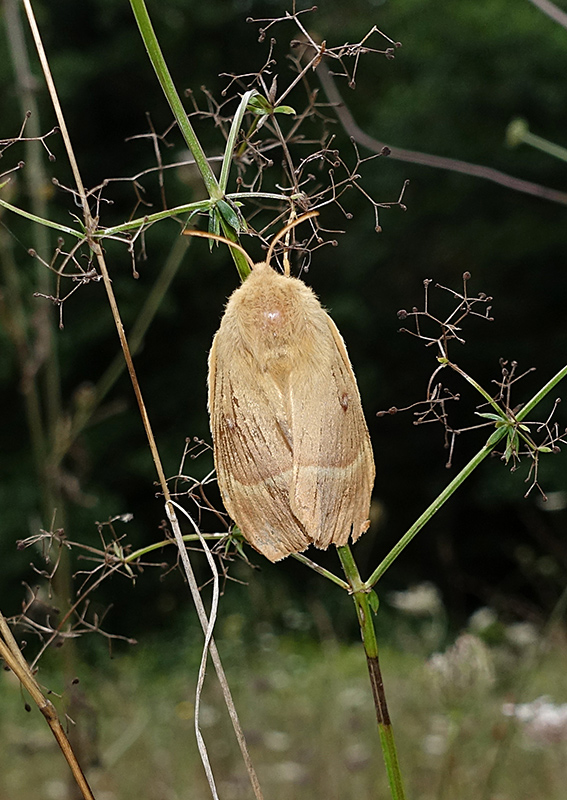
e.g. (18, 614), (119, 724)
(21, 3), (264, 797)
(0, 612), (96, 800)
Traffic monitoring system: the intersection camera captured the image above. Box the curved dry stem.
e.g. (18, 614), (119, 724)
(166, 503), (265, 800)
(170, 501), (221, 800)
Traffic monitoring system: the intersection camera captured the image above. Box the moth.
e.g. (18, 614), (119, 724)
(196, 217), (375, 562)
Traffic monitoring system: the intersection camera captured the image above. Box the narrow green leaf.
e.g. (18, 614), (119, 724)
(504, 431), (519, 463)
(217, 198), (242, 233)
(0, 196), (84, 238)
(486, 427), (507, 446)
(208, 208), (220, 251)
(247, 94), (271, 115)
(219, 89), (255, 194)
(368, 590), (380, 613)
(273, 104), (296, 115)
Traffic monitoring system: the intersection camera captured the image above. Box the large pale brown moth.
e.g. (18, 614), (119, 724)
(188, 214), (375, 562)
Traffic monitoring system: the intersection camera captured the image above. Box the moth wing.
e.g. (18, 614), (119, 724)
(208, 332), (311, 562)
(289, 313), (375, 549)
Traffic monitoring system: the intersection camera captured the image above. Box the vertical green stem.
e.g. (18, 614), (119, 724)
(337, 546), (407, 800)
(129, 0), (252, 282)
(129, 0), (221, 200)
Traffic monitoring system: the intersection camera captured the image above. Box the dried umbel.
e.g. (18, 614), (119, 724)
(194, 217), (375, 561)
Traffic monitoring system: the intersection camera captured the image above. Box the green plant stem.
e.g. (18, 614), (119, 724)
(85, 536), (351, 590)
(99, 191), (294, 235)
(129, 0), (252, 286)
(367, 428), (506, 587)
(446, 360), (506, 418)
(516, 362), (567, 420)
(337, 546), (407, 800)
(129, 0), (221, 200)
(0, 189), (296, 240)
(522, 130), (567, 163)
(0, 195), (84, 236)
(129, 0), (273, 282)
(101, 199), (214, 235)
(219, 218), (252, 281)
(368, 359), (567, 588)
(0, 196), (214, 238)
(61, 532), (350, 593)
(292, 552), (350, 590)
(123, 533), (224, 563)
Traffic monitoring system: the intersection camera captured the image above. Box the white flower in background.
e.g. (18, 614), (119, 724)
(198, 703), (220, 728)
(468, 608), (540, 653)
(338, 685), (368, 710)
(422, 715), (453, 756)
(426, 634), (495, 701)
(468, 606), (498, 634)
(344, 742), (371, 771)
(388, 582), (443, 616)
(504, 621), (539, 649)
(268, 761), (308, 783)
(502, 696), (567, 745)
(264, 730), (291, 752)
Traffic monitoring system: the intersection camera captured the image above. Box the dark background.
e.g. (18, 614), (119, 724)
(1, 0), (566, 647)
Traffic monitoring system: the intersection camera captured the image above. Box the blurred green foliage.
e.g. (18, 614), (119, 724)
(3, 625), (567, 799)
(1, 0), (566, 644)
